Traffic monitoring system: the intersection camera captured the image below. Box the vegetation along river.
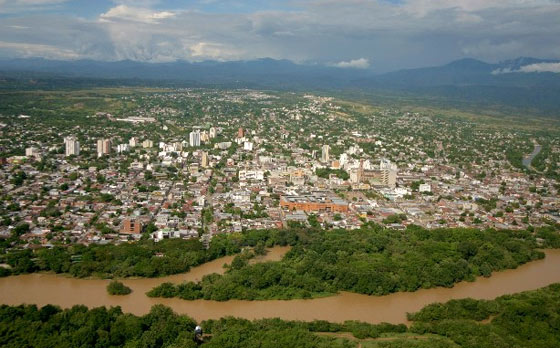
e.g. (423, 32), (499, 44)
(1, 247), (560, 324)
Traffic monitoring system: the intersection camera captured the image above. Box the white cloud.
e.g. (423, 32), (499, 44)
(332, 58), (370, 69)
(100, 5), (175, 23)
(189, 42), (243, 61)
(1, 0), (560, 70)
(492, 62), (560, 74)
(519, 62), (560, 73)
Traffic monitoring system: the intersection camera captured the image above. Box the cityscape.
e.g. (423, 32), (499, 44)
(1, 90), (558, 249)
(1, 1), (560, 347)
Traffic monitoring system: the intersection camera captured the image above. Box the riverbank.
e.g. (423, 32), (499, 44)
(1, 248), (560, 324)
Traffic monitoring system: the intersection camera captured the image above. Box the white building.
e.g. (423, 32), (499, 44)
(321, 145), (330, 163)
(209, 127), (217, 138)
(243, 141), (254, 151)
(419, 183), (432, 193)
(117, 144), (130, 153)
(64, 136), (80, 156)
(189, 130), (201, 147)
(129, 137), (138, 147)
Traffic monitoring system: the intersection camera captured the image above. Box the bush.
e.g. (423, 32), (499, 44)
(107, 280), (132, 295)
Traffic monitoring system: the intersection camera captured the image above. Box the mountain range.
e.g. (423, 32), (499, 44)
(1, 57), (559, 116)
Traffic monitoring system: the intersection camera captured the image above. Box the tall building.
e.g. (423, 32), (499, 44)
(117, 144), (130, 153)
(142, 140), (154, 148)
(97, 139), (111, 157)
(209, 127), (217, 138)
(64, 136), (80, 156)
(129, 137), (137, 147)
(237, 127), (244, 138)
(321, 145), (330, 163)
(201, 151), (209, 168)
(200, 130), (210, 143)
(189, 130), (201, 147)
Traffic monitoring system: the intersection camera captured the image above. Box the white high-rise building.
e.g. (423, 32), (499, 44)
(209, 127), (217, 138)
(97, 139), (111, 157)
(321, 145), (330, 163)
(189, 130), (201, 147)
(64, 136), (80, 156)
(117, 144), (130, 153)
(129, 137), (137, 147)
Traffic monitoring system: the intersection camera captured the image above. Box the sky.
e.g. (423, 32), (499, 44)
(0, 0), (559, 72)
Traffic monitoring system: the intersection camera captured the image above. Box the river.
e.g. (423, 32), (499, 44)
(523, 143), (542, 169)
(1, 247), (560, 324)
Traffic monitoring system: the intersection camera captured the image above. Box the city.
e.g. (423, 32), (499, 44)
(1, 89), (558, 249)
(1, 0), (560, 347)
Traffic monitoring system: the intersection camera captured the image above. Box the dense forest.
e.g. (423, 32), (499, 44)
(1, 284), (559, 347)
(148, 224), (557, 300)
(0, 228), (296, 278)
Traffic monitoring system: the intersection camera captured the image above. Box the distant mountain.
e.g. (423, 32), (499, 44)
(0, 57), (370, 89)
(1, 56), (559, 116)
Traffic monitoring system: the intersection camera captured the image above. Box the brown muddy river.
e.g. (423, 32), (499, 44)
(1, 247), (559, 324)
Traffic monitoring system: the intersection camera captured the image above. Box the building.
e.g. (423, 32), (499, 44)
(121, 219), (143, 234)
(243, 141), (253, 151)
(356, 159), (397, 188)
(97, 139), (111, 157)
(189, 130), (201, 147)
(209, 127), (217, 138)
(117, 144), (130, 153)
(142, 140), (154, 148)
(200, 130), (210, 143)
(64, 136), (80, 156)
(129, 137), (138, 147)
(321, 145), (330, 163)
(25, 147), (40, 159)
(419, 183), (432, 193)
(201, 152), (209, 168)
(237, 127), (244, 138)
(280, 192), (349, 213)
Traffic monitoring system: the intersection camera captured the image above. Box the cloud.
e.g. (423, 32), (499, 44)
(494, 62), (560, 74)
(100, 5), (175, 23)
(0, 0), (69, 13)
(519, 62), (560, 73)
(0, 40), (79, 59)
(1, 0), (560, 71)
(332, 58), (370, 69)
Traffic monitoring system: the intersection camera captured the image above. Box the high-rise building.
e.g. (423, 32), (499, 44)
(200, 130), (210, 143)
(237, 127), (244, 138)
(142, 140), (154, 148)
(321, 145), (330, 163)
(189, 130), (201, 147)
(201, 152), (209, 168)
(209, 127), (217, 138)
(129, 137), (137, 147)
(117, 144), (130, 153)
(64, 136), (80, 156)
(97, 139), (111, 157)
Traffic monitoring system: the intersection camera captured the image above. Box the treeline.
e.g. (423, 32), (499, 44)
(0, 304), (199, 348)
(0, 229), (297, 278)
(148, 224), (555, 301)
(2, 284), (560, 347)
(408, 283), (560, 348)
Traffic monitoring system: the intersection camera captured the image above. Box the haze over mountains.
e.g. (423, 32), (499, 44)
(1, 57), (559, 116)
